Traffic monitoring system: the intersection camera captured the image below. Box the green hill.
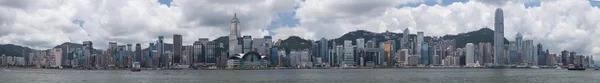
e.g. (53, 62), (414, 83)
(442, 28), (509, 48)
(0, 44), (34, 58)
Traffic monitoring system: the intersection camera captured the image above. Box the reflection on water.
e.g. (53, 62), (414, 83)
(0, 69), (599, 83)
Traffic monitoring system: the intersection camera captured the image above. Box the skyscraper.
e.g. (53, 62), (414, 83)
(135, 43), (141, 62)
(173, 34), (182, 64)
(402, 28), (410, 50)
(417, 32), (423, 55)
(494, 8), (505, 65)
(421, 42), (430, 65)
(466, 43), (475, 67)
(229, 13), (242, 56)
(157, 36), (164, 67)
(319, 38), (329, 66)
(343, 40), (354, 66)
(148, 43), (155, 68)
(537, 43), (546, 66)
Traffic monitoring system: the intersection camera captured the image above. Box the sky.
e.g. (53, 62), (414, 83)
(0, 0), (599, 60)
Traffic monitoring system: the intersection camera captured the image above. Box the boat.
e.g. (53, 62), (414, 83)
(555, 66), (562, 69)
(530, 66), (540, 69)
(131, 62), (141, 72)
(567, 64), (586, 70)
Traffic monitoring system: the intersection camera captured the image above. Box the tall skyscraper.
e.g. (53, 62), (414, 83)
(537, 44), (546, 66)
(157, 36), (164, 67)
(466, 43), (475, 66)
(421, 43), (430, 65)
(417, 32), (423, 55)
(561, 50), (568, 66)
(109, 42), (117, 66)
(173, 34), (182, 64)
(343, 40), (354, 66)
(229, 13), (242, 56)
(148, 43), (155, 68)
(193, 41), (202, 63)
(198, 38), (209, 63)
(494, 8), (505, 65)
(402, 28), (410, 50)
(135, 43), (141, 62)
(319, 38), (329, 65)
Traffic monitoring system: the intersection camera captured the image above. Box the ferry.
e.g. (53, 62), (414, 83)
(131, 62), (141, 72)
(567, 64), (585, 70)
(529, 66), (540, 69)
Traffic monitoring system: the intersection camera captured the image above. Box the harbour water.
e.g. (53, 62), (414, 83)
(1, 69), (599, 83)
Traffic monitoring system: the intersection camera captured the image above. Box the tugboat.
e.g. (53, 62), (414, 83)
(131, 62), (141, 72)
(567, 64), (586, 70)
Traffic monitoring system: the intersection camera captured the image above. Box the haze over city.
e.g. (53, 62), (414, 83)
(1, 0), (599, 61)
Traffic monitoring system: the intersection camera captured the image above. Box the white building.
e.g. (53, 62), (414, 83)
(356, 38), (365, 49)
(465, 43), (479, 67)
(51, 48), (63, 68)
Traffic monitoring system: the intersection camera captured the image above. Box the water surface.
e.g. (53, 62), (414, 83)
(1, 69), (599, 83)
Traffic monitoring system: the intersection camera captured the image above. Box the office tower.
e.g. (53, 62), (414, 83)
(561, 50), (568, 66)
(157, 36), (164, 67)
(173, 34), (182, 64)
(398, 49), (409, 65)
(198, 38), (210, 63)
(117, 45), (126, 67)
(229, 13), (242, 56)
(509, 41), (518, 64)
(147, 43), (154, 68)
(569, 52), (576, 65)
(270, 47), (279, 66)
(357, 38), (365, 49)
(335, 45), (344, 66)
(421, 43), (430, 65)
(51, 48), (62, 68)
(242, 36), (252, 53)
(82, 41), (93, 67)
(135, 43), (142, 62)
(252, 38), (266, 54)
(183, 45), (194, 65)
(383, 41), (392, 66)
(61, 44), (69, 67)
(522, 40), (533, 65)
(494, 8), (505, 65)
(343, 40), (355, 66)
(126, 44), (132, 67)
(417, 32), (423, 55)
(109, 42), (117, 67)
(264, 36), (273, 66)
(193, 41), (202, 63)
(402, 28), (410, 49)
(466, 43), (475, 66)
(206, 42), (216, 66)
(319, 38), (329, 66)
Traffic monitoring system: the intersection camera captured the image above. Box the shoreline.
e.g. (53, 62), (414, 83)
(1, 66), (571, 70)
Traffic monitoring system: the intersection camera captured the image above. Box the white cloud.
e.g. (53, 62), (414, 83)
(0, 0), (599, 61)
(0, 0), (296, 49)
(282, 0), (600, 60)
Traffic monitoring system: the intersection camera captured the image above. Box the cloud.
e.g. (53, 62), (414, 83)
(0, 0), (296, 49)
(279, 0), (600, 60)
(0, 0), (599, 61)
